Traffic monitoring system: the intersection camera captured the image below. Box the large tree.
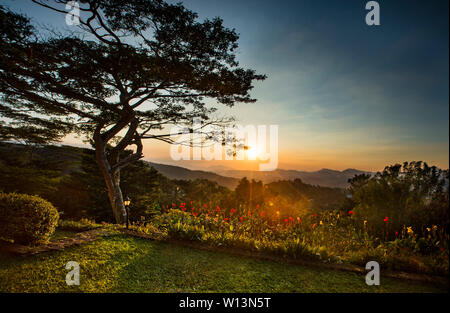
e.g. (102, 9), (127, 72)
(0, 1), (265, 223)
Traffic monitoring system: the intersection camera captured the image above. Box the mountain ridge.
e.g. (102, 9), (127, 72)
(145, 161), (373, 189)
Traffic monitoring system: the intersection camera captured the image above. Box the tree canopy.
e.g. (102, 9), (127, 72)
(0, 1), (266, 222)
(348, 161), (449, 237)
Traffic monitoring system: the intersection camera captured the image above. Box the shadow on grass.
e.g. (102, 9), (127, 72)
(0, 234), (447, 293)
(108, 236), (448, 293)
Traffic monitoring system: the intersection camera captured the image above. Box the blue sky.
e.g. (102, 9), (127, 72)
(2, 0), (449, 171)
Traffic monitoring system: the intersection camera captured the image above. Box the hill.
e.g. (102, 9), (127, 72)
(214, 168), (373, 188)
(145, 161), (240, 189)
(0, 142), (371, 189)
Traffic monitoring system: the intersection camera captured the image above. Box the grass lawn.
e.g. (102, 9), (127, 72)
(0, 233), (447, 293)
(50, 229), (81, 241)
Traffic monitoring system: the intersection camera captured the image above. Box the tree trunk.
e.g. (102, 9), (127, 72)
(94, 136), (126, 224)
(106, 168), (126, 224)
(93, 117), (141, 224)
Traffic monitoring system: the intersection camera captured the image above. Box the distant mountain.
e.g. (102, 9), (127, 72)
(213, 168), (373, 188)
(145, 162), (240, 189)
(0, 142), (371, 189)
(145, 161), (372, 189)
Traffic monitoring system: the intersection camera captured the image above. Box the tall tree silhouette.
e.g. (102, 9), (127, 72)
(0, 1), (265, 223)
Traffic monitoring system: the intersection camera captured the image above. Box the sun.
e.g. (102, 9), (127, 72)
(246, 147), (260, 160)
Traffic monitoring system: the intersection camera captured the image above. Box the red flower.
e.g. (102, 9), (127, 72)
(224, 217), (228, 222)
(313, 213), (317, 218)
(311, 223), (316, 228)
(182, 207), (186, 211)
(203, 204), (207, 208)
(256, 204), (260, 209)
(248, 210), (251, 216)
(395, 231), (398, 236)
(192, 212), (198, 217)
(216, 206), (220, 212)
(172, 203), (175, 207)
(260, 211), (266, 217)
(289, 216), (294, 221)
(383, 216), (389, 223)
(284, 218), (289, 223)
(348, 210), (354, 215)
(240, 217), (244, 222)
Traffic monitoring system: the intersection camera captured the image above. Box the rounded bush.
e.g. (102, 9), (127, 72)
(0, 192), (59, 245)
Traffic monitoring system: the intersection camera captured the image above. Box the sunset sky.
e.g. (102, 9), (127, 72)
(4, 0), (449, 172)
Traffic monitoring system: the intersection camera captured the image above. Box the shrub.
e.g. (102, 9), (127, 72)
(0, 192), (59, 244)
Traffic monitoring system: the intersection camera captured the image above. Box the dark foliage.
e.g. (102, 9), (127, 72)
(349, 161), (449, 238)
(0, 192), (59, 244)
